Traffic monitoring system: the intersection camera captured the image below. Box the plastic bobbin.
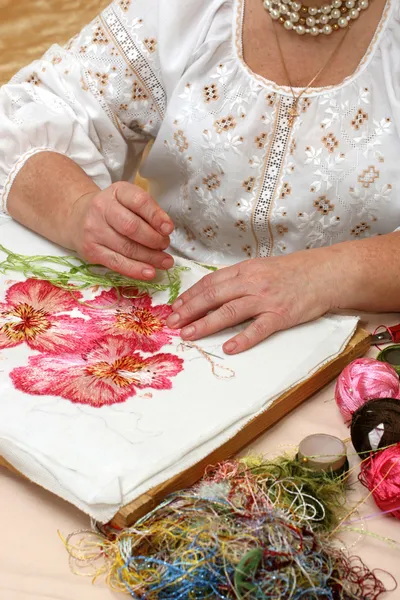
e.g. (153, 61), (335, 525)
(297, 433), (348, 477)
(377, 345), (400, 375)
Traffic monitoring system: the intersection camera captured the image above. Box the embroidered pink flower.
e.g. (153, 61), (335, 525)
(0, 279), (91, 353)
(11, 336), (184, 406)
(81, 288), (179, 352)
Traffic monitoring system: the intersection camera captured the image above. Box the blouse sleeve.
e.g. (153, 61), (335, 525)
(0, 0), (209, 214)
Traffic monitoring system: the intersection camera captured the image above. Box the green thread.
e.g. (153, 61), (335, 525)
(234, 548), (263, 598)
(195, 262), (218, 272)
(0, 245), (189, 304)
(240, 455), (348, 532)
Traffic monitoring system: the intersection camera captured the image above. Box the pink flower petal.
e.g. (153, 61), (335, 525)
(0, 329), (20, 350)
(6, 279), (81, 313)
(0, 283), (93, 352)
(81, 289), (179, 352)
(130, 353), (184, 389)
(11, 352), (136, 407)
(27, 315), (96, 354)
(11, 336), (184, 407)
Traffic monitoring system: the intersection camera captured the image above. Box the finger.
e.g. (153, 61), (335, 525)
(223, 314), (284, 355)
(172, 264), (239, 310)
(96, 227), (174, 270)
(92, 245), (158, 280)
(179, 298), (258, 341)
(113, 183), (174, 237)
(167, 278), (249, 329)
(106, 200), (170, 251)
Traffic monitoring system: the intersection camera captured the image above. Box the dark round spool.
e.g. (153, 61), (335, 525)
(377, 345), (400, 375)
(351, 397), (400, 456)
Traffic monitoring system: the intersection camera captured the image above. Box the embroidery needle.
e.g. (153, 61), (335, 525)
(204, 350), (224, 360)
(180, 342), (224, 360)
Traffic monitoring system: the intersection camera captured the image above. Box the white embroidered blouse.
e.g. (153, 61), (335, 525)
(0, 0), (399, 265)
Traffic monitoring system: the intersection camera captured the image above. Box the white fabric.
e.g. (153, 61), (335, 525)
(1, 0), (400, 264)
(0, 218), (358, 521)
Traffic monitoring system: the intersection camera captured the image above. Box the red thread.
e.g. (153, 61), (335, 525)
(359, 444), (400, 520)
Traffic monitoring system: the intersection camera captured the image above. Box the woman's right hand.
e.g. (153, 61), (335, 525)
(67, 182), (174, 280)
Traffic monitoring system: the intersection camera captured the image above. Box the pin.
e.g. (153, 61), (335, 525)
(297, 433), (348, 476)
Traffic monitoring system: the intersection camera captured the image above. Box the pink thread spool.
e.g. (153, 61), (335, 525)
(360, 444), (400, 520)
(335, 358), (400, 424)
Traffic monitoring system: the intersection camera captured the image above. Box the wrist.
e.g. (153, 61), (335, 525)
(319, 241), (364, 311)
(63, 189), (98, 251)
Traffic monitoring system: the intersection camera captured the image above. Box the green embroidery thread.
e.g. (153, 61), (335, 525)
(0, 245), (189, 304)
(195, 262), (218, 272)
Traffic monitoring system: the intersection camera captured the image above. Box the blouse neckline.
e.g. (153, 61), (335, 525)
(232, 0), (394, 97)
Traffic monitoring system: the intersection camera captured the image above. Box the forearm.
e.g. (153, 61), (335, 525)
(327, 232), (400, 313)
(7, 152), (99, 249)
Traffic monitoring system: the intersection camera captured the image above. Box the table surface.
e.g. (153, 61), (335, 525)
(1, 313), (399, 600)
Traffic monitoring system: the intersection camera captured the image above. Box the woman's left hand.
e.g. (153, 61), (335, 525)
(166, 249), (343, 354)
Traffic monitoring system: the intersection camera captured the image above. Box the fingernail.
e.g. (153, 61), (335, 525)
(160, 238), (170, 250)
(181, 326), (195, 339)
(161, 222), (173, 235)
(161, 257), (174, 269)
(167, 313), (180, 327)
(172, 298), (183, 310)
(224, 341), (237, 354)
(142, 268), (155, 279)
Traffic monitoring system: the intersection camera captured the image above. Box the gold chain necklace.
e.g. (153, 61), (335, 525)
(273, 24), (350, 126)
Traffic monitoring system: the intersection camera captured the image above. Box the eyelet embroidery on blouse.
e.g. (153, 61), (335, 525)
(358, 166), (380, 188)
(118, 0), (132, 13)
(280, 182), (291, 199)
(255, 133), (268, 149)
(144, 38), (157, 53)
(26, 73), (41, 86)
(92, 24), (109, 45)
(322, 133), (339, 154)
(203, 84), (220, 104)
(351, 108), (368, 130)
(252, 96), (295, 257)
(266, 93), (276, 107)
(214, 115), (237, 134)
(102, 5), (166, 118)
(313, 196), (335, 215)
(243, 177), (255, 193)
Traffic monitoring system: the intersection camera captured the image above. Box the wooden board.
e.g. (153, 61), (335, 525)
(0, 327), (371, 528)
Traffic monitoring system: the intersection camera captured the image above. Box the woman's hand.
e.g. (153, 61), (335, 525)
(166, 249), (342, 354)
(67, 182), (174, 280)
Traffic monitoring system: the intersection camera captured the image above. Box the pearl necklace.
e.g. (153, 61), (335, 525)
(263, 0), (370, 35)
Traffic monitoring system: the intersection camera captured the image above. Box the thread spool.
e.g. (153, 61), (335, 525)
(377, 344), (400, 375)
(335, 358), (400, 424)
(351, 397), (400, 456)
(297, 433), (348, 476)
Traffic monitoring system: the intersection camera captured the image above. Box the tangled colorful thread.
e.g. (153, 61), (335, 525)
(63, 457), (392, 599)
